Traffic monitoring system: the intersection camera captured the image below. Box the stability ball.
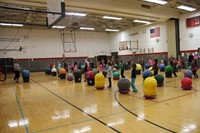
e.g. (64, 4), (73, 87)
(143, 77), (157, 99)
(87, 71), (95, 86)
(143, 69), (152, 80)
(181, 77), (192, 90)
(165, 66), (173, 78)
(46, 67), (51, 75)
(159, 64), (165, 72)
(136, 64), (142, 75)
(92, 69), (98, 75)
(67, 73), (74, 81)
(22, 70), (30, 82)
(149, 67), (154, 75)
(113, 71), (120, 80)
(59, 68), (66, 79)
(95, 73), (105, 89)
(117, 78), (130, 94)
(145, 63), (150, 69)
(73, 69), (82, 83)
(184, 70), (193, 78)
(154, 74), (164, 87)
(51, 68), (57, 76)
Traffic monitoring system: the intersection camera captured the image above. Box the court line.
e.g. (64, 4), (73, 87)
(32, 80), (121, 133)
(13, 88), (30, 133)
(32, 119), (92, 133)
(114, 90), (176, 133)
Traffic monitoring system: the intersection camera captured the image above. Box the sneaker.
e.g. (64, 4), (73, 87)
(133, 89), (138, 92)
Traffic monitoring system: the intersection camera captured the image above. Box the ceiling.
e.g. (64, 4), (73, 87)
(0, 0), (200, 32)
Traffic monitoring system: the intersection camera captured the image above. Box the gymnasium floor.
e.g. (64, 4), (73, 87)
(0, 69), (200, 133)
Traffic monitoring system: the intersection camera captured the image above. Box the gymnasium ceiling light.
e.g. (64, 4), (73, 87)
(143, 0), (168, 5)
(65, 12), (87, 16)
(103, 16), (123, 20)
(105, 29), (119, 32)
(80, 27), (95, 30)
(133, 20), (151, 24)
(177, 5), (196, 11)
(0, 23), (23, 27)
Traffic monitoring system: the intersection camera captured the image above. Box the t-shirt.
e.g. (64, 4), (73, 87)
(14, 63), (20, 71)
(131, 68), (136, 78)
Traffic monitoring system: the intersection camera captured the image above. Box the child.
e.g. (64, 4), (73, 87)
(192, 60), (199, 78)
(171, 60), (177, 77)
(13, 60), (20, 83)
(119, 61), (125, 78)
(151, 59), (158, 76)
(177, 58), (182, 72)
(131, 63), (137, 92)
(107, 62), (113, 88)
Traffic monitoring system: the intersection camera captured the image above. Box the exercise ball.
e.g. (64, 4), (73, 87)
(87, 71), (95, 86)
(67, 73), (74, 81)
(117, 78), (130, 94)
(113, 71), (120, 80)
(143, 77), (157, 99)
(149, 67), (154, 75)
(143, 69), (152, 80)
(145, 63), (150, 69)
(45, 67), (48, 74)
(47, 67), (51, 75)
(81, 65), (85, 70)
(165, 66), (173, 78)
(95, 73), (105, 89)
(73, 69), (82, 83)
(165, 66), (173, 72)
(87, 71), (95, 79)
(187, 66), (192, 70)
(22, 70), (30, 82)
(160, 64), (165, 72)
(181, 77), (192, 90)
(136, 64), (142, 75)
(92, 69), (98, 75)
(51, 68), (57, 76)
(184, 70), (193, 78)
(154, 74), (164, 87)
(59, 68), (66, 79)
(136, 64), (142, 70)
(22, 70), (30, 77)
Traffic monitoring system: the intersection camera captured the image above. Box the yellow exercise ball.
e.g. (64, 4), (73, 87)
(136, 64), (142, 70)
(143, 77), (157, 99)
(95, 73), (105, 89)
(149, 67), (154, 75)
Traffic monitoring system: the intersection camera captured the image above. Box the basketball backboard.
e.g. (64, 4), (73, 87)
(47, 0), (65, 27)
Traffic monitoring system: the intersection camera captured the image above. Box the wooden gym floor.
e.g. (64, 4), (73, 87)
(0, 69), (200, 133)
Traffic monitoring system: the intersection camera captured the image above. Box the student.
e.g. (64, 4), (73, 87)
(119, 61), (125, 78)
(172, 60), (177, 77)
(148, 58), (153, 67)
(13, 60), (20, 83)
(177, 58), (182, 72)
(73, 62), (78, 71)
(131, 63), (137, 92)
(151, 59), (158, 76)
(192, 60), (199, 78)
(107, 61), (113, 88)
(84, 58), (90, 82)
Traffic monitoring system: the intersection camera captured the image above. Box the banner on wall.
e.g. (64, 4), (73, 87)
(186, 15), (200, 27)
(150, 27), (160, 38)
